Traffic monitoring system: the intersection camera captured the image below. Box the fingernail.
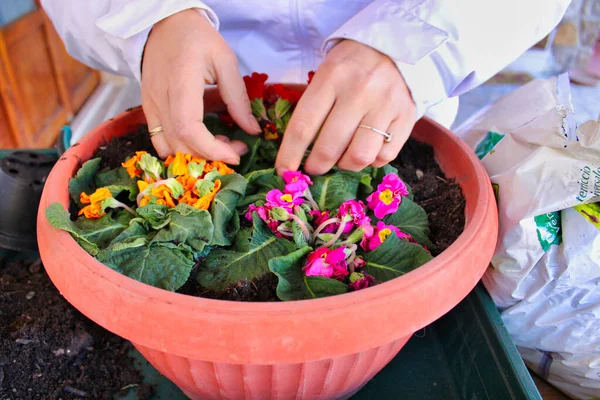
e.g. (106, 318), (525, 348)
(224, 157), (240, 165)
(249, 115), (261, 133)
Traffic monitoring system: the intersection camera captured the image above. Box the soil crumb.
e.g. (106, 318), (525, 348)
(92, 124), (157, 170)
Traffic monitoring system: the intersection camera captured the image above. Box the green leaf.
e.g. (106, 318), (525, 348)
(238, 168), (284, 209)
(210, 173), (248, 246)
(73, 210), (134, 249)
(232, 227), (253, 253)
(251, 98), (267, 119)
(197, 214), (296, 291)
(153, 203), (214, 254)
(97, 241), (194, 291)
(136, 204), (171, 229)
(292, 221), (308, 248)
(274, 98), (291, 119)
(269, 247), (348, 301)
(109, 218), (149, 245)
(310, 170), (368, 210)
(364, 233), (433, 282)
(194, 179), (214, 197)
(69, 158), (102, 206)
(45, 203), (99, 255)
(138, 153), (163, 181)
(94, 166), (138, 201)
(203, 113), (242, 137)
(383, 197), (434, 248)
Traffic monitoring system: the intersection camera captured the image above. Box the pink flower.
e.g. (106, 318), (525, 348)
(338, 200), (370, 234)
(352, 256), (366, 270)
(349, 272), (376, 291)
(361, 221), (411, 251)
(265, 189), (303, 211)
(283, 171), (312, 194)
(310, 210), (336, 233)
(366, 173), (409, 219)
(245, 204), (267, 222)
(303, 247), (348, 281)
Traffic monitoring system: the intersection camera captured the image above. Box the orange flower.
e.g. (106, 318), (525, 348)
(78, 188), (113, 219)
(165, 153), (192, 177)
(204, 161), (234, 176)
(192, 179), (222, 210)
(176, 175), (198, 192)
(151, 185), (177, 208)
(121, 151), (148, 178)
(139, 196), (150, 207)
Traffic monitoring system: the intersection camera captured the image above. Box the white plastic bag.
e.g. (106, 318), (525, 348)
(455, 74), (600, 399)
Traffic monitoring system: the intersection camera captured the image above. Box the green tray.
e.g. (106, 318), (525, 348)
(0, 149), (541, 399)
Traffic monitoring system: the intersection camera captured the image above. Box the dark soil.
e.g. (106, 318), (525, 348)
(391, 139), (465, 255)
(180, 272), (279, 302)
(92, 124), (157, 170)
(0, 257), (154, 400)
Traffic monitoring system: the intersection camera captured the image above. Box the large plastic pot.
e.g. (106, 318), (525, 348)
(38, 86), (497, 400)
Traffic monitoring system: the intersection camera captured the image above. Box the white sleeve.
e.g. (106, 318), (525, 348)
(323, 0), (571, 119)
(40, 0), (219, 82)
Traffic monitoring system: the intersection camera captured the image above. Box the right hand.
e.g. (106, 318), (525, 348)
(142, 9), (261, 163)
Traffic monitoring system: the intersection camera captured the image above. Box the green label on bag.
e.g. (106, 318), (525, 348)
(534, 212), (562, 251)
(475, 131), (505, 160)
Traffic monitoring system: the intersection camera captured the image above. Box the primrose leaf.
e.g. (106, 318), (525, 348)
(383, 197), (434, 249)
(97, 241), (194, 291)
(292, 221), (308, 249)
(210, 173), (247, 246)
(274, 98), (291, 119)
(152, 203), (214, 254)
(136, 204), (172, 230)
(363, 233), (433, 282)
(109, 219), (149, 245)
(45, 203), (99, 255)
(73, 210), (134, 249)
(94, 166), (138, 201)
(310, 169), (369, 211)
(269, 247), (348, 301)
(69, 158), (101, 207)
(197, 213), (296, 291)
(251, 98), (267, 119)
(238, 168), (283, 209)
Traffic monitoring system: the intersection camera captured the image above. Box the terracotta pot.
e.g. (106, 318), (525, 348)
(38, 86), (497, 400)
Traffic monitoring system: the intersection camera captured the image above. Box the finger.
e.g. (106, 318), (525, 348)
(371, 114), (415, 168)
(214, 51), (261, 135)
(215, 135), (248, 155)
(167, 72), (241, 164)
(275, 74), (336, 175)
(337, 111), (394, 172)
(303, 97), (364, 175)
(143, 99), (173, 158)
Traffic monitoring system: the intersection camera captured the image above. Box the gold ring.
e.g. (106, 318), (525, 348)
(149, 126), (164, 137)
(358, 124), (392, 143)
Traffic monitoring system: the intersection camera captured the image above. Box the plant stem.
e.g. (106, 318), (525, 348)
(346, 244), (357, 273)
(135, 178), (171, 206)
(312, 218), (341, 241)
(322, 220), (348, 247)
(303, 188), (320, 211)
(117, 202), (137, 216)
(288, 214), (311, 241)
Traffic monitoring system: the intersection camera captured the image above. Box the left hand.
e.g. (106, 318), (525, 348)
(275, 40), (416, 175)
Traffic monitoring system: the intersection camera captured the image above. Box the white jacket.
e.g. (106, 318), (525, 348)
(41, 0), (570, 126)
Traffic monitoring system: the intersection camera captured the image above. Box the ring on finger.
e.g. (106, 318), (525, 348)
(149, 125), (164, 137)
(358, 124), (392, 143)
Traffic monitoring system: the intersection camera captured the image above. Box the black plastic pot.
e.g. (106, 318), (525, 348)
(0, 150), (58, 251)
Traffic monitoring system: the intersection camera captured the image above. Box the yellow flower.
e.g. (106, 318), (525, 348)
(165, 152), (190, 176)
(137, 180), (149, 193)
(139, 196), (150, 207)
(78, 188), (113, 219)
(121, 151), (148, 178)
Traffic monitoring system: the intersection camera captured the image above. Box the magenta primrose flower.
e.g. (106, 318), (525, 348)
(362, 221), (411, 251)
(349, 272), (376, 291)
(265, 189), (304, 211)
(338, 200), (371, 234)
(245, 204), (281, 235)
(366, 173), (409, 219)
(303, 247), (348, 281)
(310, 209), (336, 233)
(282, 171), (313, 194)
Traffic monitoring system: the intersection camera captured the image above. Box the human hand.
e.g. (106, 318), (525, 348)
(142, 9), (261, 163)
(275, 40), (416, 175)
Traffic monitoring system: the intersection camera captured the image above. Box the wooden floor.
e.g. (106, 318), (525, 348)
(530, 372), (571, 400)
